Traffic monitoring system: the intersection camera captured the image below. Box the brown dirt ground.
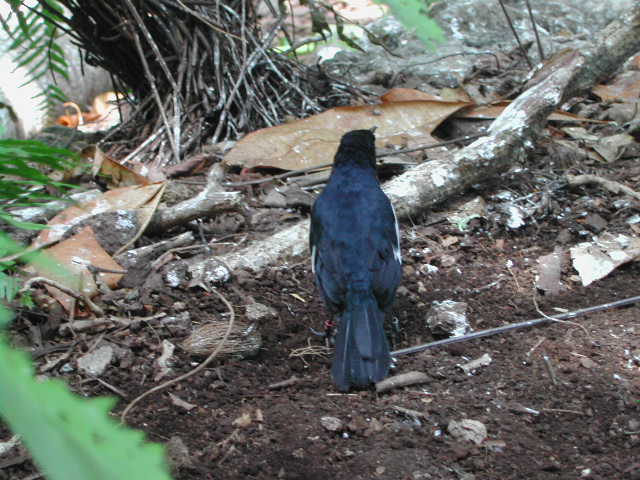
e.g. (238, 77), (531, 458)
(3, 137), (640, 480)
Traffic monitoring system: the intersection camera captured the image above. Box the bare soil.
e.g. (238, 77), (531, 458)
(3, 142), (640, 480)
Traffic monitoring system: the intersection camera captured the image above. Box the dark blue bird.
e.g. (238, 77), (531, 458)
(310, 129), (402, 391)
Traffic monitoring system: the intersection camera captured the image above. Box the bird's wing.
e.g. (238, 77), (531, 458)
(371, 199), (402, 310)
(310, 201), (346, 311)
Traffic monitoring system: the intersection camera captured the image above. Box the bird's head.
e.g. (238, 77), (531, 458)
(333, 129), (377, 169)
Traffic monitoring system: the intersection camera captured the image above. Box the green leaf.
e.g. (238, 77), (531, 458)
(0, 271), (20, 302)
(0, 338), (173, 480)
(0, 212), (48, 230)
(374, 0), (444, 48)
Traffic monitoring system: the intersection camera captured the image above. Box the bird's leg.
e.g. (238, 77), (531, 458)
(323, 318), (336, 347)
(310, 316), (337, 346)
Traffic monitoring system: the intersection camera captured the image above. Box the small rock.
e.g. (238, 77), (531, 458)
(262, 189), (287, 208)
(535, 248), (564, 296)
(165, 436), (192, 472)
(232, 412), (253, 428)
(245, 302), (277, 322)
(584, 213), (608, 233)
(396, 286), (410, 297)
(458, 353), (492, 374)
(556, 229), (573, 244)
(77, 345), (114, 376)
(347, 416), (368, 434)
(320, 416), (343, 432)
(172, 301), (187, 311)
(579, 357), (598, 369)
(425, 300), (469, 337)
(448, 419), (487, 445)
(364, 418), (384, 437)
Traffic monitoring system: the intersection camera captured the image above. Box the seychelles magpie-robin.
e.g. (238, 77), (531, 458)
(310, 129), (402, 391)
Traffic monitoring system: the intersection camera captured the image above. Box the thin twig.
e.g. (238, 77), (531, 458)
(128, 24), (180, 164)
(19, 277), (104, 316)
(524, 0), (544, 61)
(211, 14), (286, 143)
(497, 0), (532, 68)
(120, 288), (235, 424)
(392, 294), (640, 357)
(532, 288), (592, 340)
(222, 133), (485, 188)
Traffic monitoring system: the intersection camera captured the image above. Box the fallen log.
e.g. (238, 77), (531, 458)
(194, 6), (640, 275)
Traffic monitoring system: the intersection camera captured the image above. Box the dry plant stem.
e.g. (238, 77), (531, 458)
(567, 174), (640, 202)
(129, 24), (180, 164)
(542, 354), (558, 385)
(267, 376), (300, 390)
(120, 287), (235, 424)
(59, 313), (166, 335)
(541, 408), (585, 416)
(497, 0), (532, 68)
(207, 7), (640, 274)
(120, 127), (165, 165)
(19, 277), (104, 316)
(532, 289), (591, 340)
(393, 405), (429, 419)
(524, 0), (544, 60)
(375, 371), (429, 393)
(391, 294), (640, 357)
(211, 15), (286, 143)
(222, 133), (484, 188)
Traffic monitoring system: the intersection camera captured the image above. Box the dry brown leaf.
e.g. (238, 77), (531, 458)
(224, 100), (469, 170)
(35, 182), (166, 247)
(593, 71), (640, 102)
(83, 145), (150, 188)
(31, 226), (124, 312)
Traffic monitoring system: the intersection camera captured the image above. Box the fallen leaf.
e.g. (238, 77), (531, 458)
(592, 133), (635, 163)
(224, 100), (469, 170)
(593, 71), (640, 102)
(35, 182), (166, 247)
(536, 248), (564, 296)
(448, 419), (487, 445)
(83, 145), (150, 188)
(30, 226), (124, 312)
(570, 233), (640, 286)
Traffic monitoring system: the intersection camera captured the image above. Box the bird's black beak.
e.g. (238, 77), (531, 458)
(369, 126), (378, 134)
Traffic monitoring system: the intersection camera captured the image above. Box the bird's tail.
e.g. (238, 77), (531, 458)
(332, 291), (390, 391)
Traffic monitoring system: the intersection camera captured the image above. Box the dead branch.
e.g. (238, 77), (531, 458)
(567, 174), (640, 202)
(148, 164), (242, 233)
(375, 371), (430, 393)
(201, 6), (640, 273)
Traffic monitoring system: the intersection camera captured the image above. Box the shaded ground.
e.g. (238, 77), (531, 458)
(2, 5), (640, 476)
(3, 138), (640, 479)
